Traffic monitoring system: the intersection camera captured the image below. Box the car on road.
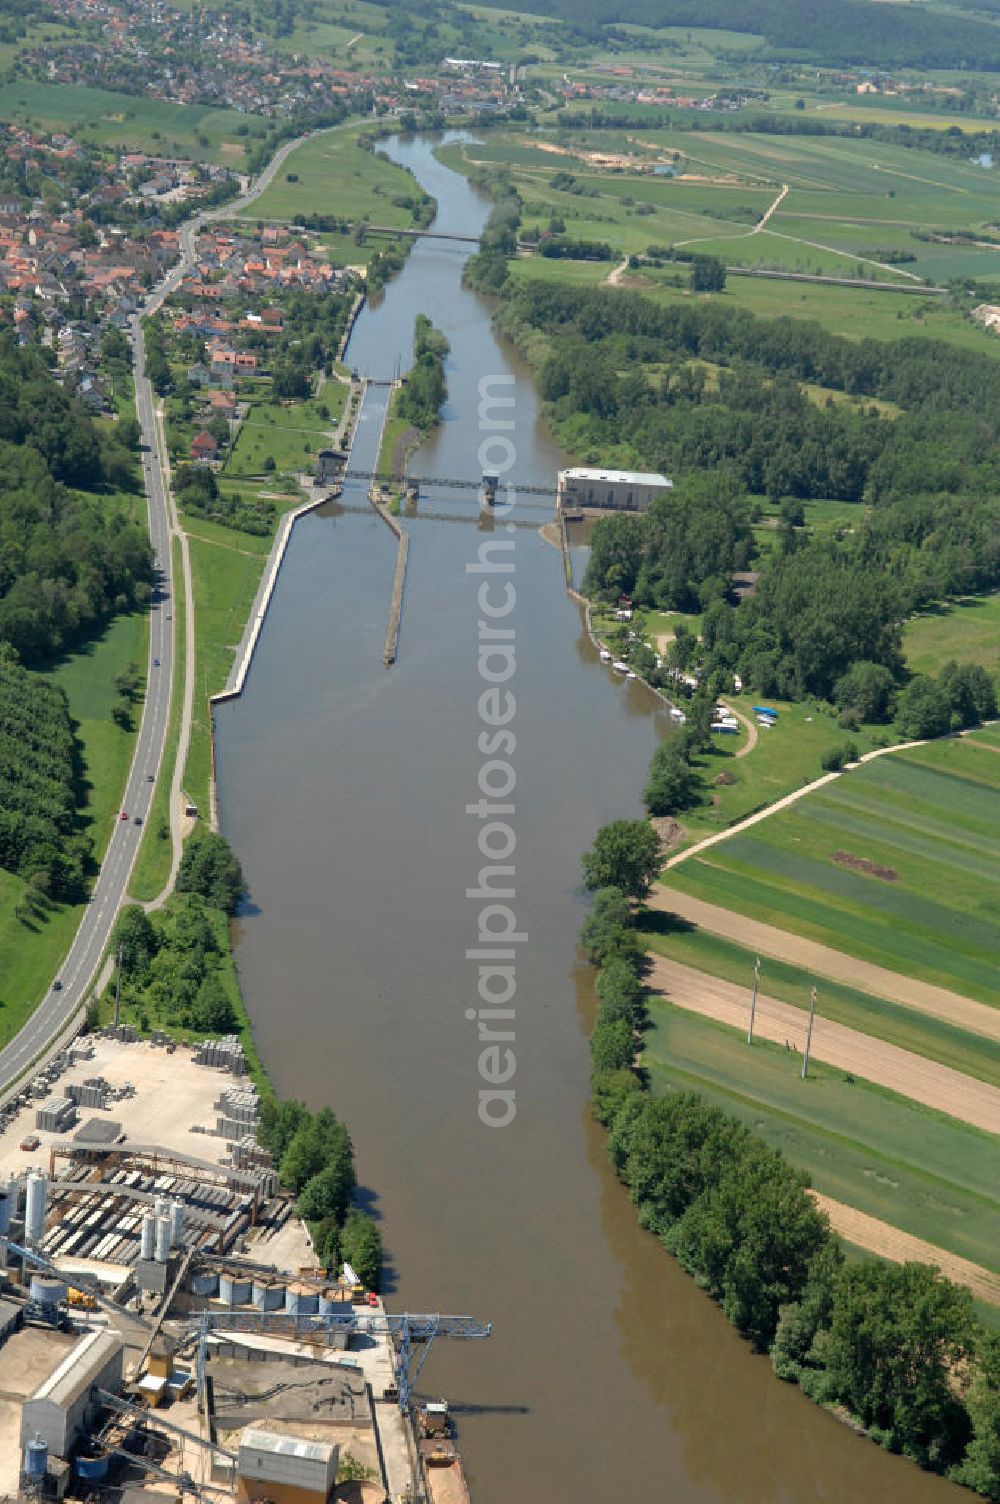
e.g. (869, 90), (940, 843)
(120, 810), (128, 821)
(147, 773), (155, 782)
(52, 979), (62, 991)
(133, 816), (143, 826)
(153, 658), (160, 667)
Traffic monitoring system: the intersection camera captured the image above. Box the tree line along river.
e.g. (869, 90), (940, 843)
(214, 133), (964, 1504)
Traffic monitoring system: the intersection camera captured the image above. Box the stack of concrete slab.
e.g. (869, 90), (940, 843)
(66, 1078), (109, 1111)
(194, 1036), (247, 1075)
(35, 1098), (77, 1134)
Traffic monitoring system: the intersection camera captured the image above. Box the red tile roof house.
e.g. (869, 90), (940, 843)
(190, 429), (219, 463)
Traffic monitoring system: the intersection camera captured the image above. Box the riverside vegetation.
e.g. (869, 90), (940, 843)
(109, 831), (382, 1288)
(579, 826), (1000, 1498)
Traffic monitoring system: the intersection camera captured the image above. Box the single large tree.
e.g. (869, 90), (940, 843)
(822, 1261), (975, 1465)
(582, 820), (661, 899)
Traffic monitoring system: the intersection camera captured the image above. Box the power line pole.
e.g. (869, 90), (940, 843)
(802, 985), (817, 1080)
(747, 955), (761, 1044)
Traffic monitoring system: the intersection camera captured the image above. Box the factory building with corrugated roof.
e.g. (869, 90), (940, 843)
(237, 1426), (338, 1504)
(19, 1328), (123, 1458)
(557, 466), (671, 512)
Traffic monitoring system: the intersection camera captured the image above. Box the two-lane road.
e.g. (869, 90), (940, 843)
(0, 126), (328, 1099)
(0, 316), (175, 1095)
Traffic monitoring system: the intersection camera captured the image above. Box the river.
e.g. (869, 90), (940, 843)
(214, 134), (963, 1504)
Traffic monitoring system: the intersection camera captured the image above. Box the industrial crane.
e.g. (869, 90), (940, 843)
(188, 1308), (492, 1411)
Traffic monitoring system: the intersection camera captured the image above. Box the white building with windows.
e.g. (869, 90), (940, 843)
(557, 466), (671, 512)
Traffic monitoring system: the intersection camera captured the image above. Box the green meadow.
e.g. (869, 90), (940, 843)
(223, 395), (340, 479)
(0, 82), (261, 164)
(241, 124), (421, 223)
(184, 534), (269, 817)
(664, 738), (1000, 1003)
(451, 126), (1000, 309)
(644, 1003), (1000, 1272)
(904, 593), (1000, 675)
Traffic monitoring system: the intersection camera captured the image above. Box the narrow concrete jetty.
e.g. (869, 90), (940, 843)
(382, 517), (408, 667)
(368, 381), (410, 667)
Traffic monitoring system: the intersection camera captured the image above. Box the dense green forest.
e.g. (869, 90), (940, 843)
(396, 313), (449, 430)
(495, 281), (1000, 700)
(0, 645), (86, 900)
(258, 1095), (382, 1287)
(580, 851), (1000, 1500)
(469, 0), (1000, 69)
(0, 339), (151, 665)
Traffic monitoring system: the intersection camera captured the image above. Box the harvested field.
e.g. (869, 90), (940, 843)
(646, 888), (1000, 1044)
(810, 1193), (1000, 1306)
(646, 954), (1000, 1134)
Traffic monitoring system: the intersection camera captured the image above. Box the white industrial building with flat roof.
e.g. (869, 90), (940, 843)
(557, 466), (671, 512)
(19, 1328), (123, 1458)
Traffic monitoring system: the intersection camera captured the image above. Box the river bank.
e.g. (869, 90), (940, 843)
(210, 131), (971, 1504)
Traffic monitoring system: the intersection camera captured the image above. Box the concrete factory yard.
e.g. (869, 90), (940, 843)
(0, 1325), (78, 1494)
(0, 1037), (239, 1181)
(245, 1209), (314, 1273)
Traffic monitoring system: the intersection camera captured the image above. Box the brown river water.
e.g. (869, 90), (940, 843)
(215, 134), (963, 1504)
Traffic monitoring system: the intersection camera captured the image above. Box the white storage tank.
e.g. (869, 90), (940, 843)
(140, 1212), (156, 1262)
(0, 1177), (10, 1237)
(29, 1275), (66, 1308)
(170, 1200), (184, 1246)
(285, 1282), (319, 1316)
(155, 1215), (171, 1264)
(25, 1172), (47, 1245)
(252, 1279), (284, 1311)
(219, 1271), (251, 1306)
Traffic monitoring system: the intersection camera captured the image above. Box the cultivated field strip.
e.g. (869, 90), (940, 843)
(648, 888), (1000, 1042)
(648, 955), (1000, 1133)
(810, 1194), (1000, 1306)
(662, 739), (1000, 1004)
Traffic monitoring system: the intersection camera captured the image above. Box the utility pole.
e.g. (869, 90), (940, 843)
(747, 955), (761, 1044)
(802, 985), (817, 1080)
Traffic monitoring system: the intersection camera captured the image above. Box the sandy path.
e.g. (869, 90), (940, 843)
(606, 256), (630, 286)
(809, 1194), (1000, 1304)
(646, 889), (1000, 1044)
(647, 955), (1000, 1134)
(664, 739), (928, 874)
(718, 702), (757, 759)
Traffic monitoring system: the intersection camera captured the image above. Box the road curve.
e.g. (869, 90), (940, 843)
(0, 126), (329, 1100)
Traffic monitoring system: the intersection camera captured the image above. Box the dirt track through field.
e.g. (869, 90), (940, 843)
(809, 1193), (1000, 1305)
(647, 955), (1000, 1134)
(647, 888), (1000, 1044)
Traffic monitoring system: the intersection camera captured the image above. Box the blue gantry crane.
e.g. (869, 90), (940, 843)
(188, 1308), (492, 1411)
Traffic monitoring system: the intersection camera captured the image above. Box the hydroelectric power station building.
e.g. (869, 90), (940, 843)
(556, 466), (671, 513)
